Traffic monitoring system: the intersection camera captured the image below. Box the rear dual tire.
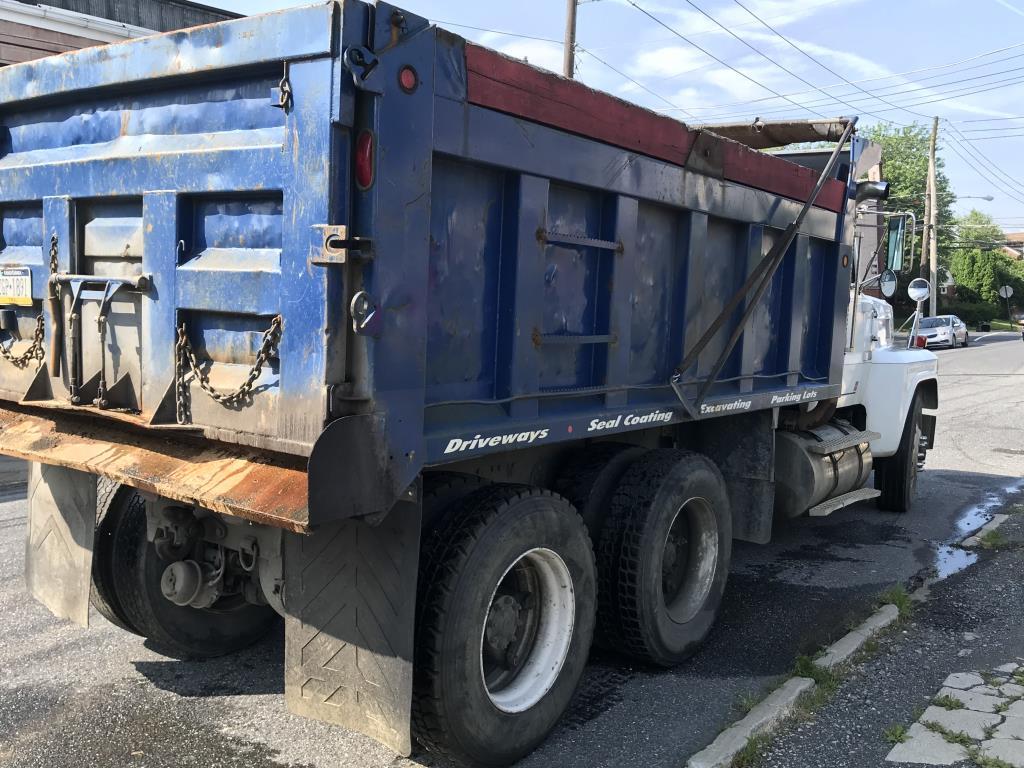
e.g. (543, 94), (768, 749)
(413, 486), (596, 767)
(92, 485), (278, 658)
(597, 450), (732, 666)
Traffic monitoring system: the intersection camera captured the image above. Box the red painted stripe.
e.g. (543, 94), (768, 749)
(720, 141), (846, 213)
(466, 43), (697, 167)
(464, 44), (845, 213)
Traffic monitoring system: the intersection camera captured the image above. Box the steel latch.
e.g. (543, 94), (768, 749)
(312, 225), (373, 266)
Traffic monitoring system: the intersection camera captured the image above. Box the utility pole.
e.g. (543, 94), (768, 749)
(563, 0), (577, 78)
(927, 116), (939, 317)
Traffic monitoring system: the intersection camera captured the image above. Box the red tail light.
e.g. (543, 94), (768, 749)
(355, 130), (374, 189)
(915, 335), (927, 348)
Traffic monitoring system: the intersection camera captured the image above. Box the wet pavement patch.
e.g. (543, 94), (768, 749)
(0, 682), (308, 768)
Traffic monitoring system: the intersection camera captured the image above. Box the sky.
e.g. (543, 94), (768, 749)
(208, 0), (1024, 230)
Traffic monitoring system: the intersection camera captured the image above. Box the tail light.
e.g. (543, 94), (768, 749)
(915, 335), (927, 348)
(355, 130), (374, 189)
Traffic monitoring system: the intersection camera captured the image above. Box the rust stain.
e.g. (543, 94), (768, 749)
(0, 405), (309, 532)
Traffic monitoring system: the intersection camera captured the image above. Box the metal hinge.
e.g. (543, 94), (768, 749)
(311, 225), (373, 266)
(271, 61), (292, 111)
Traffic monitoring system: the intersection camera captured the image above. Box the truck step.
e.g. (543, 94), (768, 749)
(805, 429), (880, 455)
(808, 487), (882, 517)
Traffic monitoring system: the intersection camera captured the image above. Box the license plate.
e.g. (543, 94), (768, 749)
(0, 266), (32, 306)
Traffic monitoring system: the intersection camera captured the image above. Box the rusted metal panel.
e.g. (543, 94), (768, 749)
(0, 3), (336, 105)
(0, 404), (309, 532)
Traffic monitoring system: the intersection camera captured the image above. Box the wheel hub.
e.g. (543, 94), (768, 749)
(484, 594), (524, 658)
(480, 548), (575, 714)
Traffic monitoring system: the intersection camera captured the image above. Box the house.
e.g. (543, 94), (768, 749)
(1, 0), (238, 65)
(1001, 232), (1024, 260)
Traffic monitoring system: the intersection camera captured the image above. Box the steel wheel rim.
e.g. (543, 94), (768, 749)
(480, 547), (575, 714)
(661, 497), (719, 624)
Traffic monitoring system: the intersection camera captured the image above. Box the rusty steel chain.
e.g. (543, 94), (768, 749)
(0, 315), (45, 368)
(175, 314), (283, 424)
(0, 234), (56, 369)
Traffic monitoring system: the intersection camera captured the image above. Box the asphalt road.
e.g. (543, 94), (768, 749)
(0, 332), (1022, 768)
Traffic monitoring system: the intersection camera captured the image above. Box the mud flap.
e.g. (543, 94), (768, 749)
(283, 494), (421, 755)
(24, 462), (97, 627)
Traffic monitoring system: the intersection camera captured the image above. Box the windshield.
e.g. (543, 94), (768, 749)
(919, 317), (950, 328)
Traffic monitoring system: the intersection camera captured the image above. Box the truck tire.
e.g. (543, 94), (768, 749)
(422, 472), (487, 529)
(553, 443), (648, 535)
(413, 485), (596, 767)
(109, 488), (279, 658)
(598, 450), (731, 667)
(90, 481), (142, 635)
(874, 394), (924, 513)
(553, 442), (646, 649)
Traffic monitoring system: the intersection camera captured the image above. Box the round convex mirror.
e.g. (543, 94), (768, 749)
(907, 278), (931, 303)
(879, 269), (898, 298)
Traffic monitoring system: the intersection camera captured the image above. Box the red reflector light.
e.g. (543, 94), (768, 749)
(399, 65), (418, 93)
(915, 335), (927, 348)
(355, 130), (374, 189)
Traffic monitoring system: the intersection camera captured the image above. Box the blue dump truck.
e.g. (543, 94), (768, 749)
(0, 3), (939, 765)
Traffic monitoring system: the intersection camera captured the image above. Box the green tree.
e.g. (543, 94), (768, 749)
(864, 123), (956, 272)
(948, 210), (1021, 305)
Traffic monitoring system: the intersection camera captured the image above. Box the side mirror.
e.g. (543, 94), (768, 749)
(879, 269), (898, 298)
(886, 217), (906, 273)
(908, 278), (931, 303)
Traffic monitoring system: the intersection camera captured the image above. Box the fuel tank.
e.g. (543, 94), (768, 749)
(774, 420), (873, 519)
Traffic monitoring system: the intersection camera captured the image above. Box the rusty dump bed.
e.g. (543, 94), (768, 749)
(0, 406), (308, 530)
(0, 1), (856, 528)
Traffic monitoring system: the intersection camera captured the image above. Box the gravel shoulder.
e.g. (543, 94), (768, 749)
(753, 505), (1024, 768)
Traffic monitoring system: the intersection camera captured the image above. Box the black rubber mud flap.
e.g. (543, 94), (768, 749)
(24, 462), (97, 627)
(283, 494), (421, 755)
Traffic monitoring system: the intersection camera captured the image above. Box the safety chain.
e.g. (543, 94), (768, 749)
(0, 234), (56, 369)
(175, 314), (283, 425)
(0, 315), (44, 368)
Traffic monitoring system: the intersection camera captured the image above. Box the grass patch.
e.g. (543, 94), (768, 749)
(791, 656), (844, 718)
(1014, 670), (1024, 685)
(969, 747), (1016, 768)
(933, 694), (966, 710)
(883, 723), (909, 744)
(921, 720), (975, 748)
(735, 691), (762, 717)
(729, 729), (774, 768)
(878, 585), (914, 619)
(987, 319), (1020, 331)
(979, 529), (1008, 550)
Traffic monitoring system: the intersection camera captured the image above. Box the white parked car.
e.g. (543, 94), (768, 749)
(919, 315), (969, 348)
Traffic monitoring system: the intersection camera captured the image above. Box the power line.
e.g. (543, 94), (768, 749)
(675, 0), (880, 121)
(577, 46), (700, 120)
(430, 20), (562, 45)
(939, 133), (1024, 205)
(944, 122), (1024, 194)
(959, 132), (1024, 140)
(729, 0), (924, 122)
(654, 42), (1024, 115)
(693, 64), (1024, 123)
(622, 0), (829, 119)
(961, 123), (1024, 132)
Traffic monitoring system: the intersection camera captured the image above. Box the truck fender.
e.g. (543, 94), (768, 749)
(855, 348), (938, 457)
(283, 491), (422, 755)
(24, 462), (97, 627)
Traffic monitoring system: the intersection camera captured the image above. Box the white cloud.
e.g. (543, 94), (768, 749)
(490, 38), (564, 73)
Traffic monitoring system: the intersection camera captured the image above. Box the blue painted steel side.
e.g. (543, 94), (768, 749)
(0, 1), (854, 515)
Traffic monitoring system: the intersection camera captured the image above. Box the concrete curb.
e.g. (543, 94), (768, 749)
(814, 603), (900, 670)
(685, 677), (816, 768)
(962, 514), (1010, 548)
